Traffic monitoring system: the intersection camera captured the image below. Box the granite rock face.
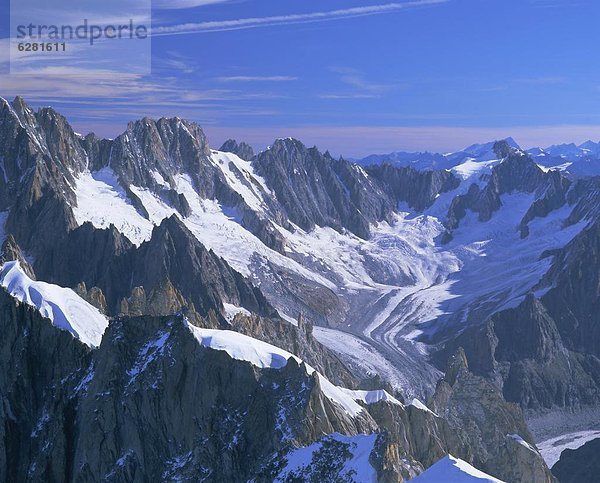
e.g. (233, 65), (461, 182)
(551, 437), (600, 483)
(0, 283), (554, 482)
(219, 139), (255, 161)
(444, 141), (560, 235)
(429, 349), (555, 483)
(34, 215), (278, 320)
(365, 163), (460, 211)
(253, 138), (396, 239)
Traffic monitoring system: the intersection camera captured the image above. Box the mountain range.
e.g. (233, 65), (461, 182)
(357, 136), (600, 177)
(1, 96), (600, 481)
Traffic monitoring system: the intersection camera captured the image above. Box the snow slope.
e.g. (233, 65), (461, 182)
(275, 433), (378, 483)
(537, 430), (600, 467)
(73, 168), (154, 245)
(0, 261), (109, 348)
(409, 455), (504, 482)
(184, 321), (401, 417)
(70, 150), (590, 399)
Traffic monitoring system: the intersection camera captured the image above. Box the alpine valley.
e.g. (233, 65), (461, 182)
(2, 96), (600, 482)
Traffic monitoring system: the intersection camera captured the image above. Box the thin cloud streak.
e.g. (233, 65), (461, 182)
(154, 0), (235, 10)
(152, 0), (449, 36)
(216, 76), (298, 82)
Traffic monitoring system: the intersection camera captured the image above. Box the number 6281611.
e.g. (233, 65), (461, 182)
(17, 42), (66, 52)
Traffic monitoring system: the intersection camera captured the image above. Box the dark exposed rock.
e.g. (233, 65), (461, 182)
(0, 290), (376, 482)
(519, 171), (571, 237)
(445, 143), (548, 233)
(0, 280), (555, 482)
(437, 295), (600, 410)
(0, 235), (35, 279)
(253, 138), (395, 239)
(36, 215), (278, 320)
(230, 312), (356, 388)
(219, 139), (255, 161)
(429, 349), (555, 482)
(541, 220), (600, 357)
(0, 289), (91, 483)
(551, 437), (600, 483)
(75, 282), (108, 314)
(366, 163), (460, 211)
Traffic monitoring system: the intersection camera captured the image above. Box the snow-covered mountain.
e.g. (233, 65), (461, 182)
(3, 95), (599, 481)
(359, 136), (600, 177)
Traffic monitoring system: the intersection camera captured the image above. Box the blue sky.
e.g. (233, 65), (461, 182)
(2, 0), (600, 156)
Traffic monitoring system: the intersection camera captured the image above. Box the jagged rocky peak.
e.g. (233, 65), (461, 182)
(134, 215), (278, 319)
(8, 95), (38, 128)
(0, 280), (555, 482)
(490, 141), (545, 193)
(219, 138), (255, 160)
(430, 349), (555, 482)
(35, 105), (90, 173)
(254, 137), (395, 239)
(493, 139), (517, 159)
(87, 115), (212, 189)
(0, 235), (35, 280)
(365, 162), (460, 211)
(444, 143), (557, 236)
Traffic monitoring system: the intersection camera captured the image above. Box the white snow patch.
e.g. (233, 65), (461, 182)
(508, 433), (537, 453)
(275, 433), (378, 483)
(0, 261), (108, 348)
(73, 168), (154, 245)
(537, 430), (600, 467)
(128, 185), (178, 224)
(223, 303), (251, 322)
(150, 170), (169, 187)
(209, 150), (273, 212)
(409, 398), (438, 417)
(451, 158), (500, 180)
(184, 321), (397, 416)
(409, 455), (504, 482)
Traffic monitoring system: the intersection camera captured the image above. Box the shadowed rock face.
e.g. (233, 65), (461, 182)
(437, 293), (600, 410)
(442, 141), (574, 242)
(34, 215), (277, 320)
(220, 139), (255, 161)
(429, 349), (555, 483)
(253, 138), (396, 239)
(0, 286), (554, 482)
(551, 437), (600, 483)
(365, 163), (460, 211)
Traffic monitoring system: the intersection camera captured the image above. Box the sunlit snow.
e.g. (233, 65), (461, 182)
(0, 261), (108, 348)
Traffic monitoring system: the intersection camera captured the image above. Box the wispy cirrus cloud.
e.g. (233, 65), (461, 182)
(513, 76), (567, 85)
(154, 51), (198, 74)
(216, 75), (298, 82)
(154, 0), (237, 9)
(320, 66), (404, 99)
(152, 0), (449, 36)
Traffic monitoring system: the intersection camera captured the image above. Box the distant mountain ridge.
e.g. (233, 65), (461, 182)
(357, 137), (600, 177)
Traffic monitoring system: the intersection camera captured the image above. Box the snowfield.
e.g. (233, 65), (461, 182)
(70, 150), (590, 398)
(184, 321), (401, 417)
(0, 261), (109, 348)
(537, 430), (600, 467)
(409, 455), (504, 482)
(73, 168), (155, 245)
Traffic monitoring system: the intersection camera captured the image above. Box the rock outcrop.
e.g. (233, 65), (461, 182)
(551, 437), (600, 483)
(219, 139), (255, 161)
